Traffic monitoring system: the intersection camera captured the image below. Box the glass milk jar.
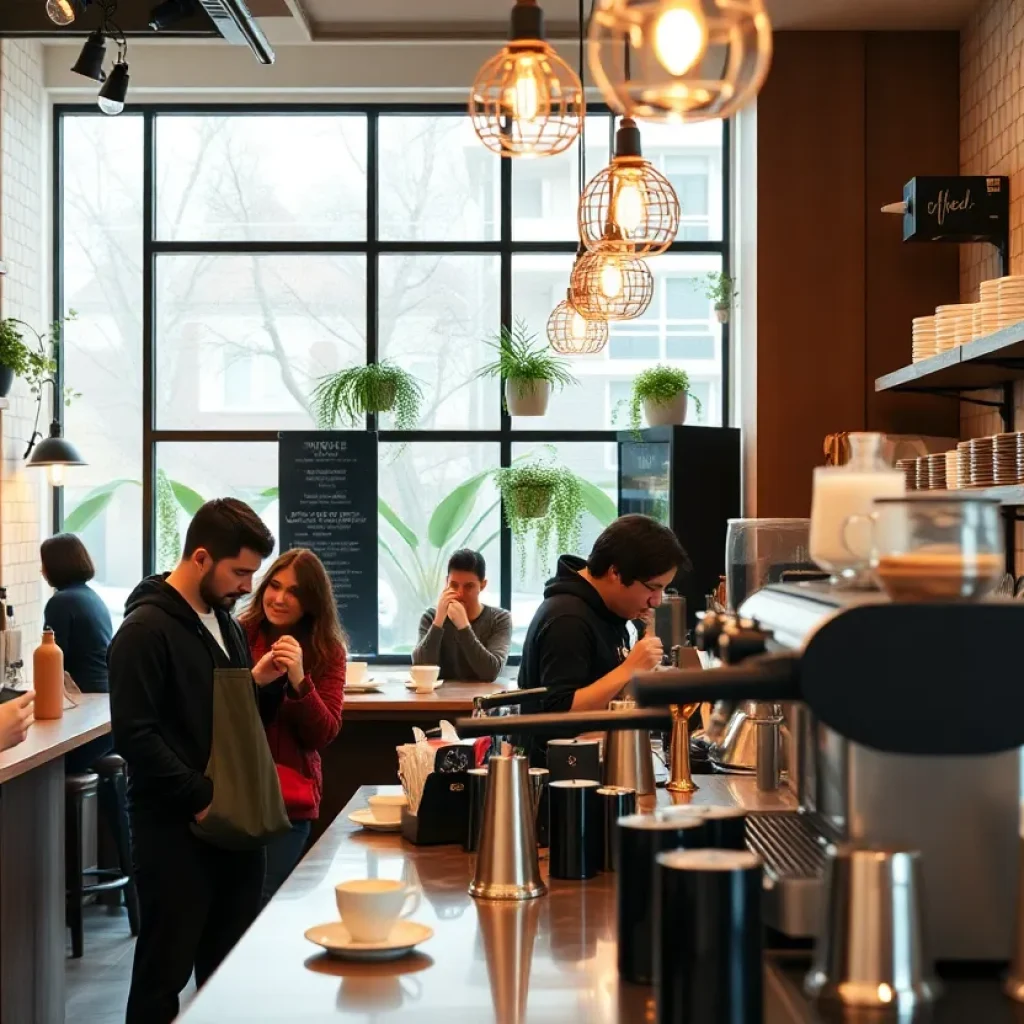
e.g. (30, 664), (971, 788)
(809, 432), (905, 584)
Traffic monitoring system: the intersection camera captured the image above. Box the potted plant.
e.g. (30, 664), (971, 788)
(0, 315), (73, 401)
(476, 319), (578, 416)
(494, 458), (585, 575)
(703, 271), (738, 323)
(311, 361), (423, 429)
(626, 366), (702, 433)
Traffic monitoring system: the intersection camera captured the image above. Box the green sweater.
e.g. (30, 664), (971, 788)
(411, 605), (512, 682)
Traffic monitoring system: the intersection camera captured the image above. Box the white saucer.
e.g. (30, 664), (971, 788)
(404, 679), (444, 691)
(349, 808), (403, 832)
(304, 919), (434, 961)
(344, 682), (381, 694)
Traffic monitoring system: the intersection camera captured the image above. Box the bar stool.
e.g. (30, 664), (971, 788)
(65, 755), (140, 959)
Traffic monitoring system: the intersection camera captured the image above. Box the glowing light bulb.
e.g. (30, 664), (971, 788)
(600, 260), (623, 299)
(652, 4), (707, 77)
(570, 309), (588, 340)
(613, 175), (646, 232)
(47, 464), (65, 488)
(46, 0), (76, 25)
(505, 57), (542, 121)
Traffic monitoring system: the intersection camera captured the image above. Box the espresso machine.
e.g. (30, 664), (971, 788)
(635, 582), (1023, 963)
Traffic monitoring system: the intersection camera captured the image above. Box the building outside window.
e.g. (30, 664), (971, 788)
(56, 106), (729, 653)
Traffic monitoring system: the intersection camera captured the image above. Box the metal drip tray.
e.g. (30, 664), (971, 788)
(747, 812), (829, 938)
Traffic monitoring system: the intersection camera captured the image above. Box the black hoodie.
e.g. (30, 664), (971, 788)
(518, 555), (632, 751)
(108, 575), (281, 822)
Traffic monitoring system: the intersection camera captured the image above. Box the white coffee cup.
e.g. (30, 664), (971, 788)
(346, 661), (368, 687)
(368, 793), (408, 825)
(335, 879), (420, 943)
(410, 665), (440, 692)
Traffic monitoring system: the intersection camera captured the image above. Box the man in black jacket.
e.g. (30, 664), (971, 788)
(518, 515), (689, 763)
(110, 499), (281, 1024)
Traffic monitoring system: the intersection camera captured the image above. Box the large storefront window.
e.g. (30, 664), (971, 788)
(57, 106), (729, 649)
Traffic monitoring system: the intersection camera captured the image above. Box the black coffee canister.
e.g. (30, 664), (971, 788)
(662, 804), (748, 851)
(654, 848), (763, 1024)
(597, 786), (636, 872)
(549, 779), (602, 880)
(464, 767), (489, 852)
(617, 813), (709, 984)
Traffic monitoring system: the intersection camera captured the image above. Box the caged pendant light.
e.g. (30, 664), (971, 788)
(570, 247), (653, 320)
(579, 116), (679, 256)
(470, 0), (583, 158)
(587, 0), (772, 124)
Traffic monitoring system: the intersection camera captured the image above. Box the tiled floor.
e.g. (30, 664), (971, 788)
(66, 905), (196, 1024)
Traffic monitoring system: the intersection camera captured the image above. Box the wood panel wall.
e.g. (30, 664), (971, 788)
(754, 31), (961, 518)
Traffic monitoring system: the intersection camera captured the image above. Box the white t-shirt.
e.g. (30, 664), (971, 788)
(197, 608), (229, 657)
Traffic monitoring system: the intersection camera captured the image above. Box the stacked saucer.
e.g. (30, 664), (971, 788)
(970, 435), (995, 488)
(896, 458), (917, 490)
(994, 433), (1020, 485)
(956, 441), (972, 489)
(957, 304), (980, 346)
(935, 305), (973, 351)
(915, 457), (929, 491)
(911, 316), (937, 362)
(927, 452), (947, 490)
(945, 449), (960, 490)
(997, 276), (1024, 328)
(977, 280), (1001, 336)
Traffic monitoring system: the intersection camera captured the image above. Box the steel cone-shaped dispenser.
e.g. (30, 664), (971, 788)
(477, 897), (542, 1023)
(469, 753), (546, 901)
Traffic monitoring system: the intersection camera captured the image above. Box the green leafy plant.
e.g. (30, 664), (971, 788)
(701, 271), (737, 309)
(475, 319), (578, 409)
(0, 313), (79, 405)
(620, 365), (703, 437)
(311, 362), (423, 430)
(494, 456), (589, 576)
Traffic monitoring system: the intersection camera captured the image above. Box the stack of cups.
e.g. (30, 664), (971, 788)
(945, 449), (960, 491)
(911, 316), (937, 362)
(998, 276), (1024, 328)
(979, 277), (1001, 334)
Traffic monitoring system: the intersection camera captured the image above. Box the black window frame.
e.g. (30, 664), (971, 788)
(52, 101), (731, 659)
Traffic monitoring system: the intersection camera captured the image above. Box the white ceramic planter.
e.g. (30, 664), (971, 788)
(715, 305), (730, 323)
(506, 379), (551, 417)
(643, 392), (688, 427)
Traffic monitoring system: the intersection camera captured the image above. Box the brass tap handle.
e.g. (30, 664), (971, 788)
(666, 702), (700, 794)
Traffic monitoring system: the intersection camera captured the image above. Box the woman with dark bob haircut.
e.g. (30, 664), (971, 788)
(41, 534), (114, 770)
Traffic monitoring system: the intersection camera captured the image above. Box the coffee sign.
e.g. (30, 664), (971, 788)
(902, 175), (1009, 244)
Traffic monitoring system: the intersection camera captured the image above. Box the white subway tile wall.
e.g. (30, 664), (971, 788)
(1, 40), (48, 656)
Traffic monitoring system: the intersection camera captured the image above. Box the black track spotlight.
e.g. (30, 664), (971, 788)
(148, 0), (196, 30)
(70, 29), (107, 83)
(98, 60), (129, 116)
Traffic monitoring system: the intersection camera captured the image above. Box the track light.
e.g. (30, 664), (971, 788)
(148, 0), (195, 30)
(70, 29), (107, 83)
(98, 61), (129, 116)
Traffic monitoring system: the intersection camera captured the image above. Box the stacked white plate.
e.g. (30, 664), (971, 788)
(997, 276), (1024, 328)
(911, 315), (937, 362)
(934, 304), (973, 351)
(978, 279), (1001, 335)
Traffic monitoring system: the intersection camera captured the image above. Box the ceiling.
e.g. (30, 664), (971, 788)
(0, 0), (986, 41)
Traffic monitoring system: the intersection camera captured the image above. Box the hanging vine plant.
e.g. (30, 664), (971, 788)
(494, 458), (585, 577)
(311, 362), (423, 430)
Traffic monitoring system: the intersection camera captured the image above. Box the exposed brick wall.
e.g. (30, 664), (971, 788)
(1, 40), (48, 660)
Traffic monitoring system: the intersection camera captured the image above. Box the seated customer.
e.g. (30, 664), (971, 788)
(412, 549), (511, 682)
(517, 515), (689, 764)
(41, 534), (114, 772)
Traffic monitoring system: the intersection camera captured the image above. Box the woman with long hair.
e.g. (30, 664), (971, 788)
(239, 548), (346, 901)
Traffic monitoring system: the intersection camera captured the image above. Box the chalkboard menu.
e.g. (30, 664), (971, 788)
(278, 432), (378, 656)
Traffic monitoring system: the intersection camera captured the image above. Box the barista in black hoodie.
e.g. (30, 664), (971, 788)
(110, 499), (283, 1024)
(518, 515), (689, 763)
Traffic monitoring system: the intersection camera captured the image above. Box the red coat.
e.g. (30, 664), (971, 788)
(245, 625), (346, 821)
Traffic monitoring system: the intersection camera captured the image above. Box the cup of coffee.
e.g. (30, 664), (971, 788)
(346, 662), (368, 687)
(368, 793), (408, 825)
(410, 665), (440, 693)
(335, 879), (420, 943)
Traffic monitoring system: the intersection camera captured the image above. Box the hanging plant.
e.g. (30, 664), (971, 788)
(0, 313), (78, 403)
(475, 319), (579, 416)
(494, 459), (585, 577)
(311, 362), (423, 430)
(620, 365), (702, 438)
(700, 272), (738, 323)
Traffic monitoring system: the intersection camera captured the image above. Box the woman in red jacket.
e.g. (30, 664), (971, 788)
(240, 548), (346, 902)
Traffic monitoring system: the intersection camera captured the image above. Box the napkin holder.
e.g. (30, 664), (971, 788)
(400, 744), (471, 846)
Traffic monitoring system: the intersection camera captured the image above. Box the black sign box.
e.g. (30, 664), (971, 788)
(903, 175), (1009, 245)
(278, 432), (378, 656)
